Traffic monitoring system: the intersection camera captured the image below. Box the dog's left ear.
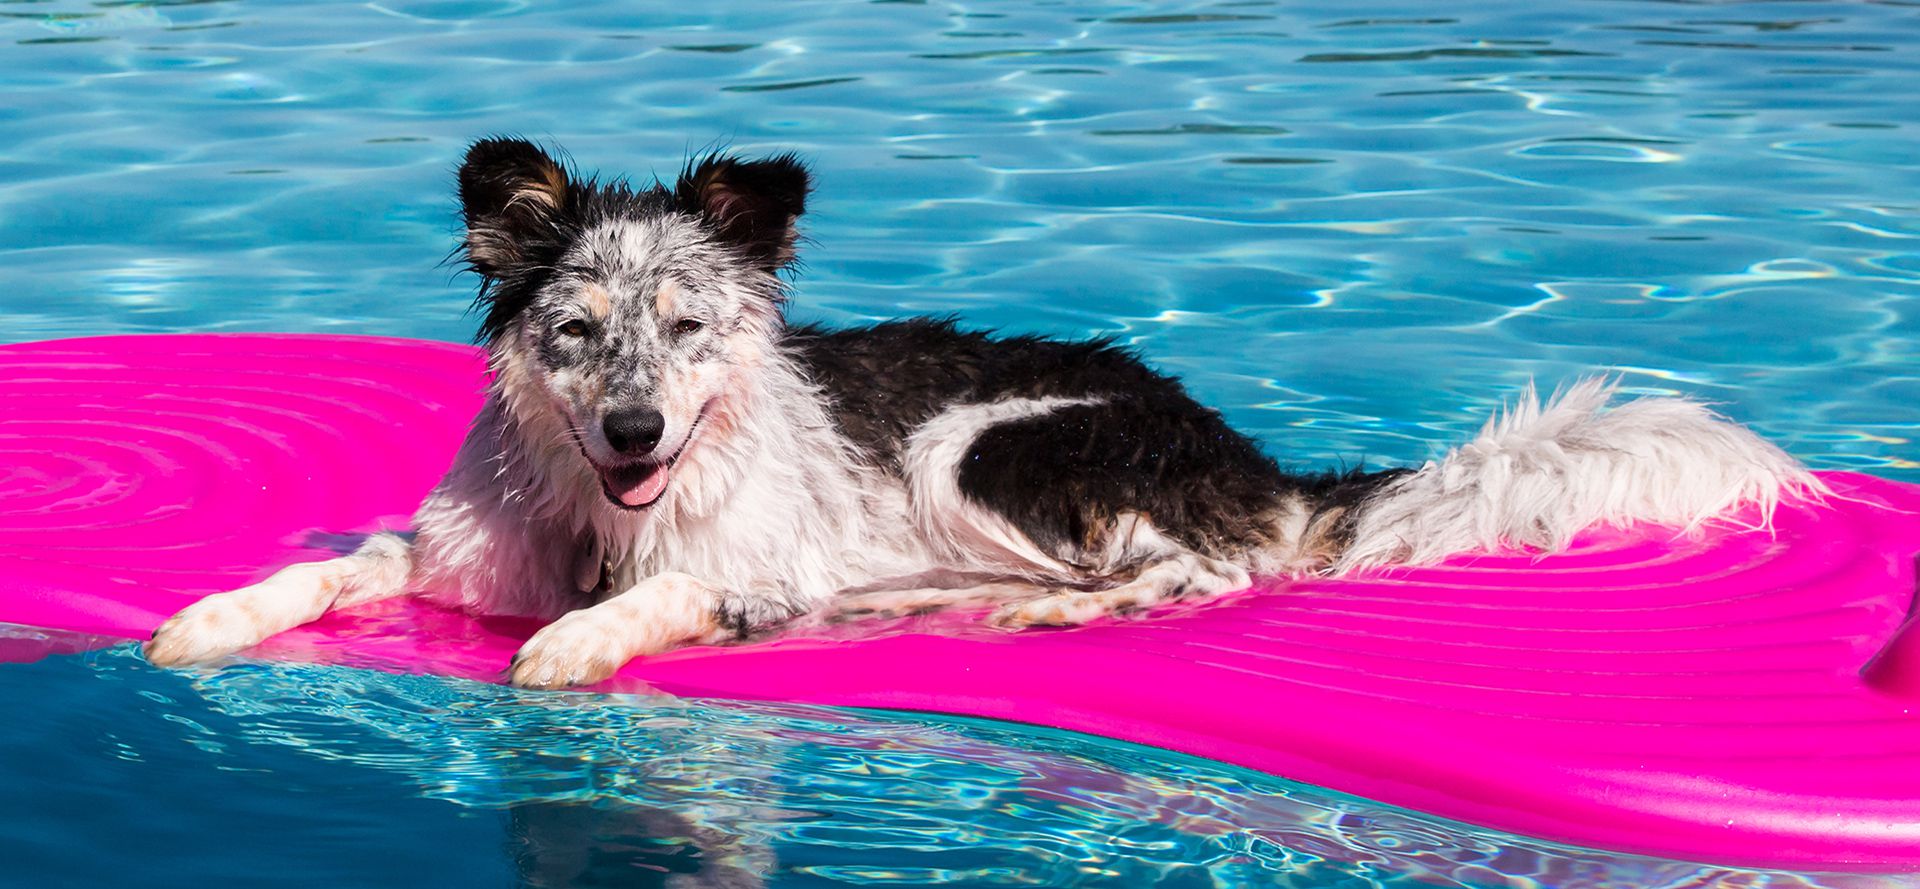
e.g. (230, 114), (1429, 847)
(674, 153), (810, 271)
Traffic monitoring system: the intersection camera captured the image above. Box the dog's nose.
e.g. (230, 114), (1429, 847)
(602, 407), (666, 456)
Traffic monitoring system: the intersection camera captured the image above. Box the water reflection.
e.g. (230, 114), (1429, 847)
(1, 628), (1904, 888)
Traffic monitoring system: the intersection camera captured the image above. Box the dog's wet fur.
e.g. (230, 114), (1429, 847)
(146, 138), (1823, 688)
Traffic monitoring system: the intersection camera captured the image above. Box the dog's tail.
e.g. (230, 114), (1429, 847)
(1329, 378), (1826, 573)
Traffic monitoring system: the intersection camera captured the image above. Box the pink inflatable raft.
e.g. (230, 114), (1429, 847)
(4, 333), (1920, 871)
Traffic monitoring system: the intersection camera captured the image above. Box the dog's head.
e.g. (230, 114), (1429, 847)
(455, 137), (809, 511)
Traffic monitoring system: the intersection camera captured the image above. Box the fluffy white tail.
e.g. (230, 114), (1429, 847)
(1336, 379), (1825, 572)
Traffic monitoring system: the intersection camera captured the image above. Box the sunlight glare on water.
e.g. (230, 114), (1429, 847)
(1, 629), (1907, 888)
(2, 0), (1919, 885)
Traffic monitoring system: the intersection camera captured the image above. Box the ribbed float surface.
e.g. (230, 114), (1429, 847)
(5, 334), (1919, 870)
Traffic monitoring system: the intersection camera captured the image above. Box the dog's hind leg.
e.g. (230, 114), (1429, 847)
(909, 396), (1283, 630)
(988, 551), (1249, 629)
(145, 532), (414, 666)
(824, 581), (1046, 622)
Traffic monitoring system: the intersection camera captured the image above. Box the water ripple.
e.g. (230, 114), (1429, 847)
(1, 632), (1905, 888)
(4, 2), (1920, 876)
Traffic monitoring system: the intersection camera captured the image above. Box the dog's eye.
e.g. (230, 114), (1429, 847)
(673, 318), (704, 335)
(557, 320), (589, 338)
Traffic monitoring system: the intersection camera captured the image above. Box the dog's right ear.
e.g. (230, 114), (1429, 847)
(457, 138), (573, 278)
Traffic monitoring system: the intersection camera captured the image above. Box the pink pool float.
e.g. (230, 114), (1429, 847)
(4, 333), (1920, 871)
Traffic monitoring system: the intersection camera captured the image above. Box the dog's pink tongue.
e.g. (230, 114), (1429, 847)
(612, 464), (670, 508)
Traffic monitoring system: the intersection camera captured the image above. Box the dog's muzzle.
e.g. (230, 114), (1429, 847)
(602, 407), (665, 457)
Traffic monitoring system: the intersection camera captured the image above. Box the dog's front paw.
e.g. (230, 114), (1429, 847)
(509, 609), (640, 690)
(144, 594), (264, 667)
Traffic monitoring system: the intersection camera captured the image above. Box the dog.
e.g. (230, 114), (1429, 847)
(144, 137), (1822, 688)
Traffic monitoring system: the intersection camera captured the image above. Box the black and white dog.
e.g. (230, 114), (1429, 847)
(145, 138), (1820, 688)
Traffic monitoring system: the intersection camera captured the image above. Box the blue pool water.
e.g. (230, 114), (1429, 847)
(2, 0), (1917, 885)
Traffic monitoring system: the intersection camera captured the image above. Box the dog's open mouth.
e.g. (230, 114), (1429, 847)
(600, 460), (671, 509)
(589, 407), (709, 511)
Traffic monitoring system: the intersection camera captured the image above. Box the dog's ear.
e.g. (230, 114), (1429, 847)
(673, 153), (810, 271)
(458, 138), (574, 277)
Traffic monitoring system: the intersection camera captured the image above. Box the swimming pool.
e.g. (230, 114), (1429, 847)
(2, 0), (1916, 885)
